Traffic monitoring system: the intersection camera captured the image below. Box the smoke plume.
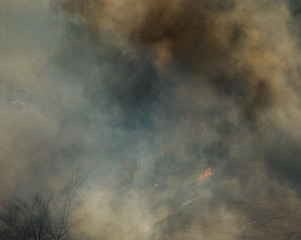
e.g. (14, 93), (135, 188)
(2, 0), (301, 239)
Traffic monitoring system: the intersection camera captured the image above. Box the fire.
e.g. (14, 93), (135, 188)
(122, 151), (169, 187)
(199, 167), (213, 180)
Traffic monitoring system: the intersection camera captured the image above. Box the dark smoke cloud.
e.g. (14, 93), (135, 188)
(60, 0), (299, 126)
(2, 0), (301, 239)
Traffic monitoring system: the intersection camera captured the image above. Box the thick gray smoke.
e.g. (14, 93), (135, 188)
(2, 0), (301, 239)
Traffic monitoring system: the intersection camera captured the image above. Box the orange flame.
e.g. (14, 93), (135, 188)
(122, 151), (169, 187)
(199, 167), (213, 180)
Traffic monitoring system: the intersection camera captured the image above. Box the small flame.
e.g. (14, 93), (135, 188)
(199, 167), (213, 180)
(122, 151), (169, 187)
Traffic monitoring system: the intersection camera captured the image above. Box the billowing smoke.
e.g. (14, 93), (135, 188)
(1, 0), (301, 239)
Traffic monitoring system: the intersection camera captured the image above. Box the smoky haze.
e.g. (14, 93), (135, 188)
(1, 0), (301, 239)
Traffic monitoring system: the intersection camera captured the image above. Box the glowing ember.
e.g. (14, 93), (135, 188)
(199, 167), (213, 180)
